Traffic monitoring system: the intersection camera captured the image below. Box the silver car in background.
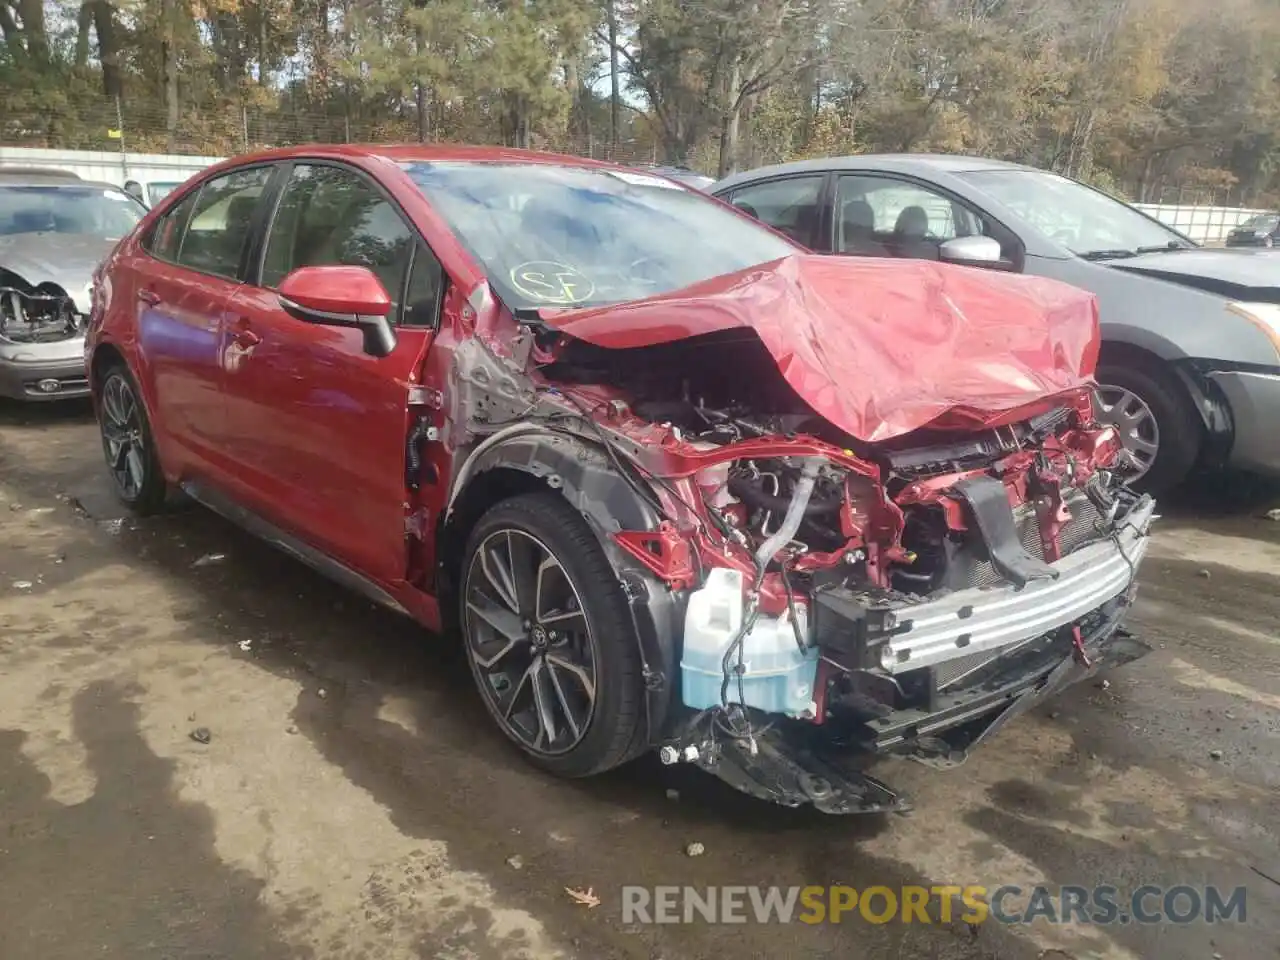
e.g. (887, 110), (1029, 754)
(714, 155), (1280, 493)
(0, 168), (145, 401)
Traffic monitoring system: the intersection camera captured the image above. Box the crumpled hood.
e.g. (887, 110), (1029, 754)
(0, 233), (118, 313)
(539, 254), (1099, 443)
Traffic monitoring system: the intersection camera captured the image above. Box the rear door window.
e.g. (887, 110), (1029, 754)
(146, 190), (200, 261)
(175, 167), (273, 280)
(724, 176), (825, 247)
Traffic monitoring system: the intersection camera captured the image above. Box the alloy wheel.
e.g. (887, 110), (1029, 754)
(100, 373), (147, 499)
(1093, 384), (1160, 481)
(463, 528), (598, 756)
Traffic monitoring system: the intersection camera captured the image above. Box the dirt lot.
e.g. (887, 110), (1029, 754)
(2, 400), (1279, 960)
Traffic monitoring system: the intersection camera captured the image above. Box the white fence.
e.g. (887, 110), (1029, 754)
(1133, 203), (1269, 245)
(0, 146), (221, 193)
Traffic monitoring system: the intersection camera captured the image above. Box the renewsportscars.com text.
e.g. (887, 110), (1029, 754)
(621, 884), (1247, 926)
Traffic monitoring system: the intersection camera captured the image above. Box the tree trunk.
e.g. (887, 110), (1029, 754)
(518, 100), (530, 149)
(16, 0), (49, 67)
(75, 3), (93, 66)
(717, 61), (742, 179)
(162, 0), (179, 152)
(1066, 109), (1096, 180)
(416, 81), (429, 142)
(213, 13), (243, 91)
(414, 24), (429, 142)
(0, 5), (24, 66)
(93, 1), (123, 99)
(258, 10), (269, 86)
(565, 57), (580, 139)
(1137, 153), (1155, 203)
(607, 0), (619, 150)
(314, 0), (330, 92)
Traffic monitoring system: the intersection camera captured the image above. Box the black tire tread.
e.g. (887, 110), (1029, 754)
(98, 361), (168, 515)
(461, 492), (648, 777)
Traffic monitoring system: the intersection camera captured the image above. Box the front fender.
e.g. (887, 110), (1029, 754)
(448, 429), (683, 744)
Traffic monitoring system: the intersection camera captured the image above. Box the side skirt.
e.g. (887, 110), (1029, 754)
(180, 479), (413, 618)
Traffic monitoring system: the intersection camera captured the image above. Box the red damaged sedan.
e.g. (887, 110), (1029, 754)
(85, 146), (1154, 813)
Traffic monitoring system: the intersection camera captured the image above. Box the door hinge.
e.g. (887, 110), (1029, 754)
(408, 385), (444, 409)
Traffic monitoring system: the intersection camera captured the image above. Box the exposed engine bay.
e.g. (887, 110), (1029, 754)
(524, 329), (1155, 814)
(0, 268), (82, 344)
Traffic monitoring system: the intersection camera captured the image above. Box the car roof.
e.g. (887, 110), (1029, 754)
(201, 143), (628, 178)
(0, 165), (81, 179)
(712, 153), (1037, 191)
(0, 170), (124, 192)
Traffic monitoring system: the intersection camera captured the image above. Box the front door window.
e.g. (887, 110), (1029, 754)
(262, 164), (415, 315)
(835, 174), (992, 261)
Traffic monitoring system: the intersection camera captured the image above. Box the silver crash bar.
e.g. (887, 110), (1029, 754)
(880, 496), (1155, 674)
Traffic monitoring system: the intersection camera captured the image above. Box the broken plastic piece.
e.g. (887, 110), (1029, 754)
(1070, 624), (1092, 668)
(952, 475), (1058, 587)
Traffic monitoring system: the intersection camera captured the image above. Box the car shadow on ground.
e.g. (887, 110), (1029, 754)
(0, 396), (95, 424)
(0, 681), (310, 959)
(1158, 466), (1280, 527)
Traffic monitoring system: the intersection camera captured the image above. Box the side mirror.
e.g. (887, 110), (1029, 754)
(123, 180), (146, 205)
(277, 265), (397, 358)
(938, 235), (1008, 269)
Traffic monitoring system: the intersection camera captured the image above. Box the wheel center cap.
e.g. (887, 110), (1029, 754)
(529, 624), (549, 648)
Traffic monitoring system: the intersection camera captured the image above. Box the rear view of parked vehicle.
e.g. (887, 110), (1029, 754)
(1225, 212), (1280, 248)
(86, 146), (1154, 813)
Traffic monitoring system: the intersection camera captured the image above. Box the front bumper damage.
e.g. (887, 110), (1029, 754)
(673, 495), (1156, 815)
(0, 281), (90, 401)
(875, 496), (1152, 675)
(688, 600), (1150, 814)
(0, 346), (91, 400)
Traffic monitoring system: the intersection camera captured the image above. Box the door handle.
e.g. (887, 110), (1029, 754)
(138, 288), (161, 305)
(231, 327), (262, 348)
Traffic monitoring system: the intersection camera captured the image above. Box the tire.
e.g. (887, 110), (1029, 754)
(1094, 359), (1201, 495)
(96, 361), (168, 515)
(459, 492), (647, 778)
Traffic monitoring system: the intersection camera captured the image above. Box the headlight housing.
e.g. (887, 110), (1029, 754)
(1226, 301), (1280, 362)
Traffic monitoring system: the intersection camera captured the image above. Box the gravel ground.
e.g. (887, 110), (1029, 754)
(2, 399), (1278, 960)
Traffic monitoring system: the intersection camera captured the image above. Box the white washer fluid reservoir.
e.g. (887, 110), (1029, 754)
(679, 566), (820, 718)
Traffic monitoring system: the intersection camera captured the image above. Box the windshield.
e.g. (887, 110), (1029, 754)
(0, 184), (145, 239)
(401, 161), (796, 308)
(960, 169), (1192, 258)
